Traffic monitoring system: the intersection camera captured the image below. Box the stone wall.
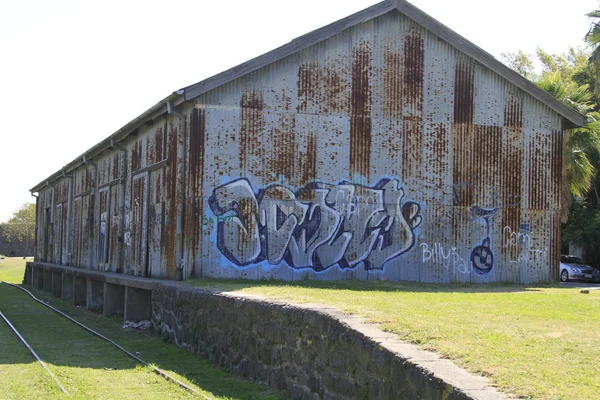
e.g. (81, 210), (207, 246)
(152, 282), (507, 400)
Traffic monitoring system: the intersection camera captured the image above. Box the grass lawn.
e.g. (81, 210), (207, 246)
(188, 278), (600, 400)
(0, 258), (286, 400)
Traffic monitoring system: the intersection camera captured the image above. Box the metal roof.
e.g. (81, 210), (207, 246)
(30, 0), (585, 193)
(183, 0), (586, 128)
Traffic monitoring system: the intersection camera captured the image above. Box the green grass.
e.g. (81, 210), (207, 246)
(0, 258), (286, 400)
(188, 278), (600, 400)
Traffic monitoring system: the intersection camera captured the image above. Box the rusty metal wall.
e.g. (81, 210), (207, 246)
(33, 11), (564, 283)
(190, 12), (563, 283)
(120, 117), (182, 279)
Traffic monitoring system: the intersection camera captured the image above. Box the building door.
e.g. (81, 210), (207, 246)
(72, 197), (82, 266)
(98, 187), (110, 270)
(147, 169), (164, 278)
(131, 172), (149, 276)
(108, 185), (121, 270)
(43, 207), (51, 262)
(54, 204), (62, 264)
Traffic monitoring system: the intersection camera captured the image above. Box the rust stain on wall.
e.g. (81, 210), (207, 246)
(551, 130), (563, 211)
(504, 97), (523, 128)
(401, 31), (424, 187)
(299, 132), (317, 185)
(150, 126), (164, 165)
(454, 60), (474, 124)
(452, 124), (474, 207)
(528, 133), (550, 210)
(403, 31), (424, 114)
(54, 179), (69, 204)
(423, 123), (448, 196)
(322, 65), (348, 114)
(184, 109), (206, 277)
(473, 125), (502, 206)
(402, 117), (422, 184)
(501, 97), (523, 253)
(297, 62), (321, 114)
(163, 123), (178, 278)
(269, 115), (296, 182)
(131, 140), (142, 172)
(112, 153), (120, 182)
(452, 56), (475, 217)
(239, 90), (265, 177)
(85, 167), (93, 192)
(383, 43), (402, 117)
(349, 41), (373, 181)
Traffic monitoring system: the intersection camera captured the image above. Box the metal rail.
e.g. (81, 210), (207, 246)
(1, 281), (208, 399)
(0, 311), (70, 397)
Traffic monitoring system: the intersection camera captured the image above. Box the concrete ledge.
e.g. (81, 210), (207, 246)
(26, 262), (162, 290)
(25, 261), (175, 323)
(152, 283), (509, 400)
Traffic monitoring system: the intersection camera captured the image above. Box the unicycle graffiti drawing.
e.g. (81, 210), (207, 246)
(470, 207), (498, 275)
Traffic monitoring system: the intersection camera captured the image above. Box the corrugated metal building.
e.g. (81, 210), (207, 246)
(31, 0), (585, 283)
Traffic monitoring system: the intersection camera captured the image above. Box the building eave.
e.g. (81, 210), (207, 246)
(183, 0), (585, 128)
(30, 91), (185, 193)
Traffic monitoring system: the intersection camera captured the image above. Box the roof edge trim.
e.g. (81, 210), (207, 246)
(393, 0), (585, 128)
(30, 91), (185, 193)
(183, 0), (584, 127)
(182, 0), (396, 100)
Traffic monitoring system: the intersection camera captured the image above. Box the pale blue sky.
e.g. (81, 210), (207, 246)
(0, 0), (597, 221)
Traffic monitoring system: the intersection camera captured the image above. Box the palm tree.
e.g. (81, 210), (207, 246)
(586, 10), (600, 70)
(535, 72), (600, 220)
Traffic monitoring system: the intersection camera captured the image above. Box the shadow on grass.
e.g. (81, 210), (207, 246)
(186, 277), (565, 294)
(0, 283), (285, 400)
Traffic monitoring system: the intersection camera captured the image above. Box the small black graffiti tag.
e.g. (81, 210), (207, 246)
(470, 207), (498, 275)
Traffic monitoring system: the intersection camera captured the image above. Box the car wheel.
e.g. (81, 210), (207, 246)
(560, 269), (569, 282)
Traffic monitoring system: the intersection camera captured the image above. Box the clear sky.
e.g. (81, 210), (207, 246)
(0, 0), (597, 222)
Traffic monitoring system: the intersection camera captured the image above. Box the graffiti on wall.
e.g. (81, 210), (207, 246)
(502, 225), (548, 265)
(207, 178), (422, 271)
(420, 206), (498, 275)
(420, 242), (472, 275)
(470, 207), (498, 274)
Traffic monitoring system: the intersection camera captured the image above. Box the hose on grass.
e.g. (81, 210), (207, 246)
(1, 281), (208, 399)
(0, 311), (70, 398)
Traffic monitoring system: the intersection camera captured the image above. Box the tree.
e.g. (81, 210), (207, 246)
(502, 41), (600, 266)
(2, 202), (36, 256)
(501, 48), (600, 220)
(585, 10), (600, 97)
(500, 50), (536, 79)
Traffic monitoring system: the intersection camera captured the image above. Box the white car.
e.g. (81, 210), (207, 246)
(560, 255), (600, 282)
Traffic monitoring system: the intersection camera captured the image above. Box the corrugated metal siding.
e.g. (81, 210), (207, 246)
(33, 11), (565, 283)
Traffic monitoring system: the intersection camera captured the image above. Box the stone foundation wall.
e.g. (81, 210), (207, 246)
(151, 283), (477, 400)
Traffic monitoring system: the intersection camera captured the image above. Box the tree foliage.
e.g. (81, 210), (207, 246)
(501, 50), (536, 79)
(502, 47), (600, 214)
(503, 23), (600, 264)
(586, 10), (600, 96)
(2, 202), (36, 250)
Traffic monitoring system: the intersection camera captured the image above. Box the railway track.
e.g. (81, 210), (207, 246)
(0, 281), (207, 399)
